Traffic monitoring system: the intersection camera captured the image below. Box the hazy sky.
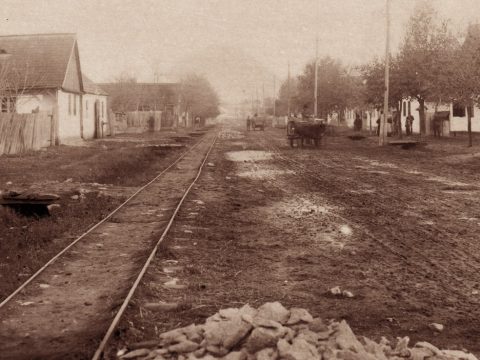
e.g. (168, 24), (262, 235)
(1, 0), (479, 85)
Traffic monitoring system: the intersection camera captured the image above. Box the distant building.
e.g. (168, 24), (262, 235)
(0, 33), (108, 142)
(99, 82), (180, 127)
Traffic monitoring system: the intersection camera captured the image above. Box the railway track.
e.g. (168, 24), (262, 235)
(0, 130), (218, 360)
(254, 132), (480, 304)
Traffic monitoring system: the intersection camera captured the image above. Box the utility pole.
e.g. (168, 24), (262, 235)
(380, 0), (390, 146)
(256, 87), (259, 114)
(314, 35), (319, 118)
(273, 76), (276, 117)
(287, 62), (291, 116)
(262, 82), (265, 114)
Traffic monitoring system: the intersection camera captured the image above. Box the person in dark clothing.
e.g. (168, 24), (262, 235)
(433, 117), (442, 137)
(406, 114), (414, 135)
(354, 112), (362, 131)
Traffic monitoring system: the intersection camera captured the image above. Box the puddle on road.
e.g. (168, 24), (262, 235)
(225, 150), (272, 162)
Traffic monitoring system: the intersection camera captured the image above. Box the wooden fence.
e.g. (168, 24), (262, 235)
(113, 111), (164, 134)
(0, 112), (52, 155)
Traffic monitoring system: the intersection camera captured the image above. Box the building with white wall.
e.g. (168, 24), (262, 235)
(0, 33), (108, 144)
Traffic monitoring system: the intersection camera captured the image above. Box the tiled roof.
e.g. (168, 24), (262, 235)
(82, 73), (108, 96)
(0, 33), (76, 91)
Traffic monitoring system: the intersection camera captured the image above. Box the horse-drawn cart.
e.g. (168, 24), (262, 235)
(287, 118), (327, 148)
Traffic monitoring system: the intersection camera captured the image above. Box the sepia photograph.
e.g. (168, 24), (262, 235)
(0, 0), (480, 359)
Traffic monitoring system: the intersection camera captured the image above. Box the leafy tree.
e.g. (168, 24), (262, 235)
(444, 24), (480, 146)
(396, 1), (458, 134)
(276, 77), (299, 116)
(295, 57), (359, 120)
(180, 73), (220, 123)
(361, 56), (404, 135)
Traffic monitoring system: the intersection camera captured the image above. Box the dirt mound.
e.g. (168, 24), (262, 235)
(117, 302), (477, 360)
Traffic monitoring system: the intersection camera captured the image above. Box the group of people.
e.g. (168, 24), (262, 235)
(373, 112), (415, 136)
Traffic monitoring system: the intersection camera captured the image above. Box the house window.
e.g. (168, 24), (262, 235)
(101, 101), (104, 118)
(1, 98), (8, 113)
(68, 94), (71, 115)
(402, 101), (406, 116)
(85, 100), (88, 118)
(1, 97), (16, 113)
(453, 103), (466, 117)
(407, 101), (411, 116)
(73, 94), (77, 116)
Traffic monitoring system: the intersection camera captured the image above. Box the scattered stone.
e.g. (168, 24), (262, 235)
(245, 326), (286, 353)
(329, 286), (354, 298)
(429, 323), (445, 332)
(277, 337), (320, 360)
(70, 194), (79, 200)
(256, 302), (290, 324)
(39, 284), (50, 289)
(168, 340), (199, 353)
(207, 162), (215, 167)
(329, 286), (342, 295)
(120, 348), (150, 359)
(308, 317), (328, 332)
(287, 308), (314, 325)
(117, 303), (477, 360)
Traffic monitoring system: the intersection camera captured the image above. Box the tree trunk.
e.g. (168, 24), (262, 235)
(467, 103), (472, 147)
(418, 98), (426, 135)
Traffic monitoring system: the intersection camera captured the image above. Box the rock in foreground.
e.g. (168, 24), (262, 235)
(118, 302), (477, 360)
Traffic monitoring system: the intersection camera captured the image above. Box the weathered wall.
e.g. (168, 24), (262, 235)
(0, 112), (52, 155)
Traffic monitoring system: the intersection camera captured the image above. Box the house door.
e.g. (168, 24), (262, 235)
(94, 100), (101, 138)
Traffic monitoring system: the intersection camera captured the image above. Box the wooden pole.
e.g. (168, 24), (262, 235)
(314, 36), (318, 118)
(273, 76), (276, 117)
(287, 62), (291, 116)
(380, 0), (390, 146)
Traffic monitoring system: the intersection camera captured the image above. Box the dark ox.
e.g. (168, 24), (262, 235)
(287, 120), (327, 147)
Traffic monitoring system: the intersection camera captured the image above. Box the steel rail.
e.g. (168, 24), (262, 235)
(0, 133), (209, 309)
(91, 132), (218, 360)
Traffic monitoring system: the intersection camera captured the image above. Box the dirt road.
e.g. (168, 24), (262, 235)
(109, 125), (480, 356)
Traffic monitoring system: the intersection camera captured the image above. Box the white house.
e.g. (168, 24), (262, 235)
(399, 98), (479, 136)
(0, 33), (108, 143)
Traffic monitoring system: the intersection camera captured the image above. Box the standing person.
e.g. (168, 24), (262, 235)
(433, 115), (442, 137)
(246, 116), (251, 131)
(194, 116), (201, 129)
(376, 112), (381, 136)
(406, 114), (414, 135)
(354, 112), (362, 131)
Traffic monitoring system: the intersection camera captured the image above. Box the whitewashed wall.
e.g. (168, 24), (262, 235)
(57, 89), (81, 141)
(16, 93), (55, 114)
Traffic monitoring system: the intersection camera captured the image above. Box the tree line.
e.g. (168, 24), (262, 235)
(275, 1), (480, 146)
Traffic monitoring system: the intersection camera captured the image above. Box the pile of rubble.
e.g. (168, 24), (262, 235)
(118, 302), (477, 360)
